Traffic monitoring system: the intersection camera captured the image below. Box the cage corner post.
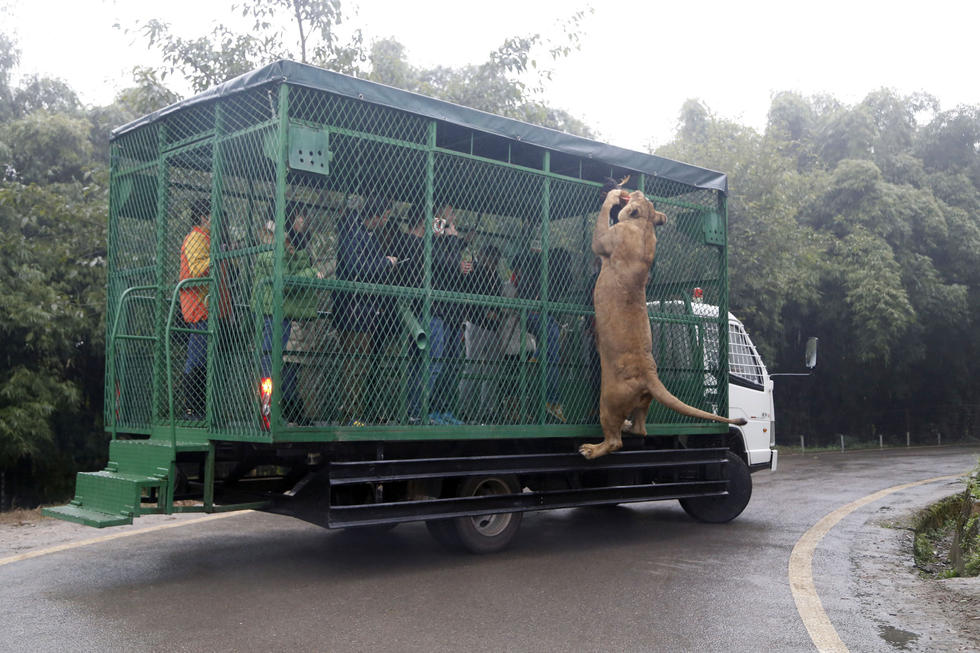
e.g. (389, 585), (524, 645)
(270, 82), (291, 434)
(538, 150), (552, 424)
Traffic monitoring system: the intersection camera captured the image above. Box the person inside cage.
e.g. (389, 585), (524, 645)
(459, 244), (504, 423)
(251, 203), (322, 424)
(335, 197), (398, 426)
(509, 248), (567, 423)
(179, 198), (212, 420)
(392, 204), (472, 425)
(581, 254), (603, 423)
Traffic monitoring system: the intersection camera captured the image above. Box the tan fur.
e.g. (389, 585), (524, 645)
(580, 189), (747, 460)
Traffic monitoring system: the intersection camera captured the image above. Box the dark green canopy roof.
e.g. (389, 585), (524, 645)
(112, 60), (726, 194)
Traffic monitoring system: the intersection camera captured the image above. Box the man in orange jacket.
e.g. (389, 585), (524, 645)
(180, 199), (211, 420)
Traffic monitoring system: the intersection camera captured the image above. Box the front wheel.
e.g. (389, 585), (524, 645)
(679, 452), (752, 523)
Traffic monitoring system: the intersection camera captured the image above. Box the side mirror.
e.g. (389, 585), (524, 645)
(805, 337), (818, 369)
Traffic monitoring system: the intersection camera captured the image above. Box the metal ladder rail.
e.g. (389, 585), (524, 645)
(160, 277), (213, 515)
(164, 277), (213, 447)
(107, 285), (159, 441)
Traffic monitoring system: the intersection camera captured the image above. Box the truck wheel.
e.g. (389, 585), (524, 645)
(454, 474), (523, 554)
(679, 452), (752, 523)
(426, 519), (463, 551)
(346, 522), (398, 536)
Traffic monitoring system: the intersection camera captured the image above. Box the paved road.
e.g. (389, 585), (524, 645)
(1, 446), (978, 652)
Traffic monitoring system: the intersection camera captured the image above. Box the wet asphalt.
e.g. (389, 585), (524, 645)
(1, 446), (977, 652)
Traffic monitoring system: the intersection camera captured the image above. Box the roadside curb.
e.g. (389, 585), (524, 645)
(850, 481), (980, 651)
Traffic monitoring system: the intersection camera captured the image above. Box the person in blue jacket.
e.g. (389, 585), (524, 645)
(335, 197), (398, 425)
(392, 204), (471, 425)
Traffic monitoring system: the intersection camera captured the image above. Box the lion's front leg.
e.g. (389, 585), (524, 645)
(592, 189), (629, 257)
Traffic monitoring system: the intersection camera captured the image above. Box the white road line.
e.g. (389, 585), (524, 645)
(0, 510), (253, 568)
(788, 474), (962, 653)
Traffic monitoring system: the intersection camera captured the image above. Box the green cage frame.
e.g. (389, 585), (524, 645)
(105, 60), (732, 447)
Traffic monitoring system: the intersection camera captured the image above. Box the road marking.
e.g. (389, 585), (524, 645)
(0, 510), (252, 568)
(789, 474), (962, 653)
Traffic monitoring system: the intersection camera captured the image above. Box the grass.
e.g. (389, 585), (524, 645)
(0, 507), (43, 526)
(912, 462), (980, 578)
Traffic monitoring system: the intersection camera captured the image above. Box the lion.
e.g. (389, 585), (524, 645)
(580, 184), (747, 460)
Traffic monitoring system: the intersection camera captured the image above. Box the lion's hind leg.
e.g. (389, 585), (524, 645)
(626, 396), (652, 436)
(580, 392), (630, 459)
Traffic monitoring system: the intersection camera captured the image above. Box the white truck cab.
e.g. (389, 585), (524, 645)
(725, 313), (776, 471)
(649, 299), (792, 474)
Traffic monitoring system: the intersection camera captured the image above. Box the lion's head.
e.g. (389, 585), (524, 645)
(619, 190), (667, 226)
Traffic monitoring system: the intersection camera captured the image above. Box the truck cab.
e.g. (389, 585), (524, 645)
(649, 298), (776, 473)
(726, 313), (776, 472)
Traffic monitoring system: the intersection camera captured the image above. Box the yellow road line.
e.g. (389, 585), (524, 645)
(0, 510), (252, 568)
(788, 474), (962, 653)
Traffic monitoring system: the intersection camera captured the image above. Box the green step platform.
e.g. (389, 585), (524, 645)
(42, 439), (207, 528)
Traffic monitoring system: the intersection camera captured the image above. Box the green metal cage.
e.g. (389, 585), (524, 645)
(106, 60), (731, 446)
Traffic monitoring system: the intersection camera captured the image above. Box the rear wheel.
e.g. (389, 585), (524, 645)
(454, 474), (523, 554)
(345, 522), (399, 536)
(679, 452), (752, 523)
(425, 518), (463, 551)
(426, 474), (523, 554)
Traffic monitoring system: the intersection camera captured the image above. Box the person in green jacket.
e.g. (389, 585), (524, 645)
(253, 207), (322, 423)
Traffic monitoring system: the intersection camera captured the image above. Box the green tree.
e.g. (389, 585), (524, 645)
(916, 106), (980, 175)
(114, 67), (182, 117)
(657, 101), (820, 362)
(132, 0), (365, 92)
(0, 30), (110, 509)
(11, 74), (81, 117)
(660, 91), (980, 444)
(0, 111), (94, 184)
(367, 30), (594, 137)
(0, 177), (108, 509)
(0, 32), (18, 121)
(132, 2), (593, 136)
(830, 227), (915, 364)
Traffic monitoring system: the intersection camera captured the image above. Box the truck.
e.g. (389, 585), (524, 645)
(44, 60), (800, 553)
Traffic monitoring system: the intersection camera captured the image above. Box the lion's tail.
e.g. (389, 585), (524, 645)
(647, 375), (748, 426)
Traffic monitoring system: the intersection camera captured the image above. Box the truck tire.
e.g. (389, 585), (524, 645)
(426, 519), (463, 551)
(346, 522), (398, 535)
(452, 474), (523, 554)
(679, 452), (752, 523)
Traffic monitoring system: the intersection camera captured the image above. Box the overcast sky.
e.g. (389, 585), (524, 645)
(3, 0), (978, 151)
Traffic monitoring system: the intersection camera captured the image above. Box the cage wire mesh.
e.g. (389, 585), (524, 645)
(105, 74), (730, 441)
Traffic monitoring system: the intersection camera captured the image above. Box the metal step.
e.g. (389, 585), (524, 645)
(71, 470), (165, 516)
(41, 503), (134, 528)
(43, 439), (187, 527)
